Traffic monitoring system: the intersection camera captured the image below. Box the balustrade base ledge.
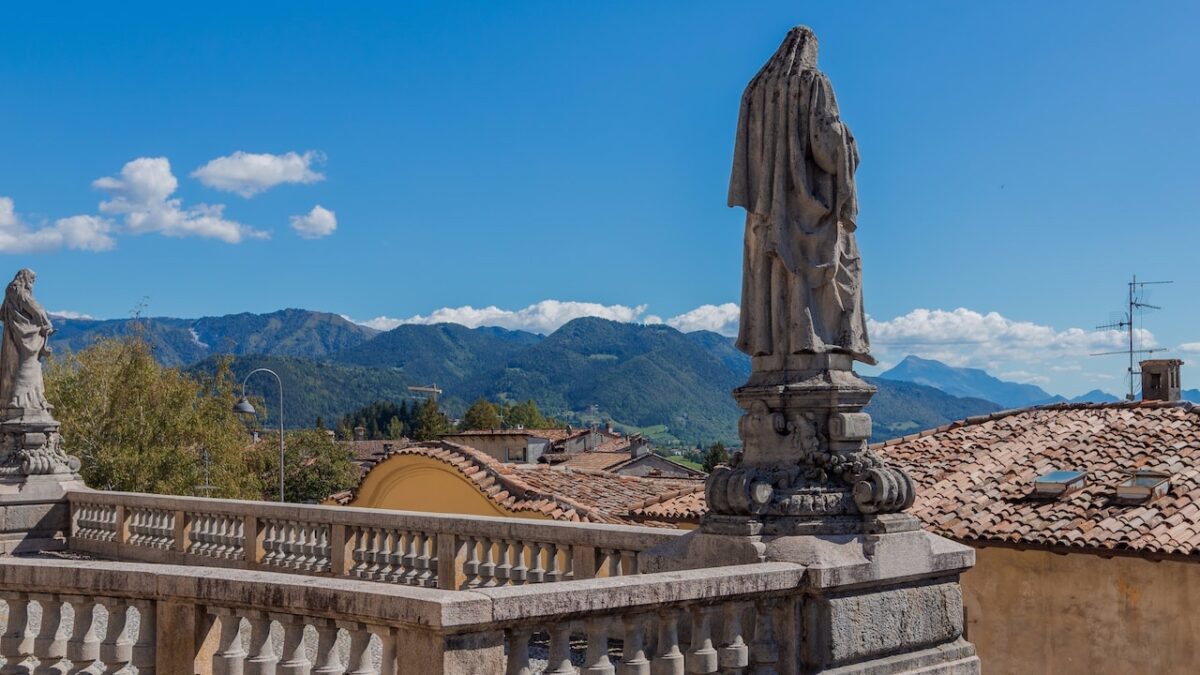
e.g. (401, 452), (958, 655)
(0, 475), (83, 553)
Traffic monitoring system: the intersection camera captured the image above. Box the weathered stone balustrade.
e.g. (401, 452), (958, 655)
(0, 553), (810, 674)
(67, 491), (681, 589)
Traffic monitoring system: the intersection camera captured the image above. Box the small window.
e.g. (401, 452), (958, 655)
(1116, 470), (1171, 503)
(1151, 373), (1163, 389)
(1033, 470), (1087, 498)
(506, 447), (527, 462)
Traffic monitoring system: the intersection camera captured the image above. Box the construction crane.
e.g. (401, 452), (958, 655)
(407, 384), (443, 403)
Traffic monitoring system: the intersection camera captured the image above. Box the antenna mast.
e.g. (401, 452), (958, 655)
(1092, 275), (1172, 400)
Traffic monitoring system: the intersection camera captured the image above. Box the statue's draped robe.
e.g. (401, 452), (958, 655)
(0, 283), (53, 414)
(728, 28), (873, 364)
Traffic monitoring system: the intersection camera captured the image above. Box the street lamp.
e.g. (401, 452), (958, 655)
(233, 368), (285, 503)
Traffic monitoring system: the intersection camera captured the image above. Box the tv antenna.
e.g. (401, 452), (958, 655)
(1091, 274), (1172, 401)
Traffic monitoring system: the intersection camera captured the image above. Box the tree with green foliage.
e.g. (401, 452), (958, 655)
(460, 398), (501, 430)
(386, 415), (405, 440)
(248, 429), (360, 503)
(341, 400), (418, 440)
(412, 398), (453, 440)
(702, 441), (730, 473)
(45, 335), (259, 498)
(314, 415), (325, 430)
(502, 399), (558, 429)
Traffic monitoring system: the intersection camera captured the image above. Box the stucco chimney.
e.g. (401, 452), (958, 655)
(1141, 359), (1183, 402)
(353, 425), (367, 441)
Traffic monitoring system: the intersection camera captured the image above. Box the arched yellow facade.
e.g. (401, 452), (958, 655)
(336, 454), (550, 521)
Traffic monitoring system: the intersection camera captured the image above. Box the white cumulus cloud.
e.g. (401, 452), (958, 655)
(191, 150), (325, 197)
(0, 197), (115, 253)
(1178, 343), (1200, 353)
(289, 205), (337, 239)
(665, 303), (740, 336)
(866, 307), (1151, 369)
(95, 157), (266, 244)
(351, 300), (650, 334)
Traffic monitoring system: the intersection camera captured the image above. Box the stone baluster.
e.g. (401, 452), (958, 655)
(685, 606), (718, 675)
(717, 603), (748, 675)
(385, 530), (407, 584)
(339, 622), (374, 675)
(281, 522), (299, 569)
(400, 531), (420, 585)
(127, 509), (142, 546)
(30, 594), (66, 675)
(98, 598), (132, 675)
(545, 543), (564, 582)
(510, 542), (528, 585)
(527, 542), (546, 584)
(301, 523), (318, 571)
(462, 536), (480, 588)
(274, 614), (310, 675)
(246, 612), (278, 675)
(620, 614), (651, 675)
(211, 608), (247, 675)
(314, 525), (331, 572)
(190, 514), (209, 556)
(479, 537), (497, 587)
(418, 533), (436, 588)
(64, 595), (101, 674)
(748, 601), (777, 675)
(0, 592), (34, 675)
(506, 628), (533, 675)
(129, 600), (156, 675)
(546, 622), (575, 675)
(261, 520), (278, 566)
(652, 609), (685, 675)
(354, 528), (373, 579)
(216, 515), (232, 558)
(583, 616), (614, 675)
(233, 516), (247, 559)
(372, 529), (393, 581)
(494, 539), (512, 586)
(350, 523), (367, 576)
(311, 619), (342, 675)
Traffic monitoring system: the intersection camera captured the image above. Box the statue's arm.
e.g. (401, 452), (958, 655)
(808, 75), (848, 176)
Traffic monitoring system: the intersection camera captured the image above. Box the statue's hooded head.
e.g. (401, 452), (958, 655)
(9, 269), (35, 292)
(774, 26), (819, 75)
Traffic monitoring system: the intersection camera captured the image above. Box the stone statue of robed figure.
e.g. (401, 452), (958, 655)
(0, 268), (78, 478)
(730, 26), (873, 369)
(1, 268), (56, 423)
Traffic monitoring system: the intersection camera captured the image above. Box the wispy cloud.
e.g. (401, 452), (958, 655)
(0, 197), (115, 254)
(48, 310), (95, 320)
(351, 300), (650, 334)
(191, 150), (325, 197)
(289, 205), (337, 239)
(95, 157), (267, 244)
(1178, 342), (1200, 353)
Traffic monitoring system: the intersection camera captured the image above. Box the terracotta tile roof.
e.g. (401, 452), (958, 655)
(341, 439), (413, 472)
(556, 451), (634, 472)
(447, 428), (588, 443)
(329, 440), (697, 526)
(628, 486), (707, 524)
(876, 401), (1200, 557)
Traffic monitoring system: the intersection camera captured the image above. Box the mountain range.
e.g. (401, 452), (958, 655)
(55, 308), (1176, 445)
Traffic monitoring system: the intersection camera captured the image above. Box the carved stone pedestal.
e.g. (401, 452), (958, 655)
(0, 418), (84, 553)
(641, 357), (979, 673)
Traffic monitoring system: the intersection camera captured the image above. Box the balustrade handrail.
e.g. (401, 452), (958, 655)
(66, 489), (682, 549)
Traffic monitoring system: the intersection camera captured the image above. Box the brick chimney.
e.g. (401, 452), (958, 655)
(1141, 359), (1183, 402)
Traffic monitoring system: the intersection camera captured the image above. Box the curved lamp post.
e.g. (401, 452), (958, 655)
(233, 368), (285, 503)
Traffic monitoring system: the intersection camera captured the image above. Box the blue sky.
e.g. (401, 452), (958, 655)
(2, 1), (1198, 396)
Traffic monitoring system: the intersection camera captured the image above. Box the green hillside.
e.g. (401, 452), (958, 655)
(186, 355), (415, 430)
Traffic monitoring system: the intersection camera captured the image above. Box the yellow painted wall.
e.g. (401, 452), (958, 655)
(963, 545), (1200, 675)
(344, 455), (548, 520)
